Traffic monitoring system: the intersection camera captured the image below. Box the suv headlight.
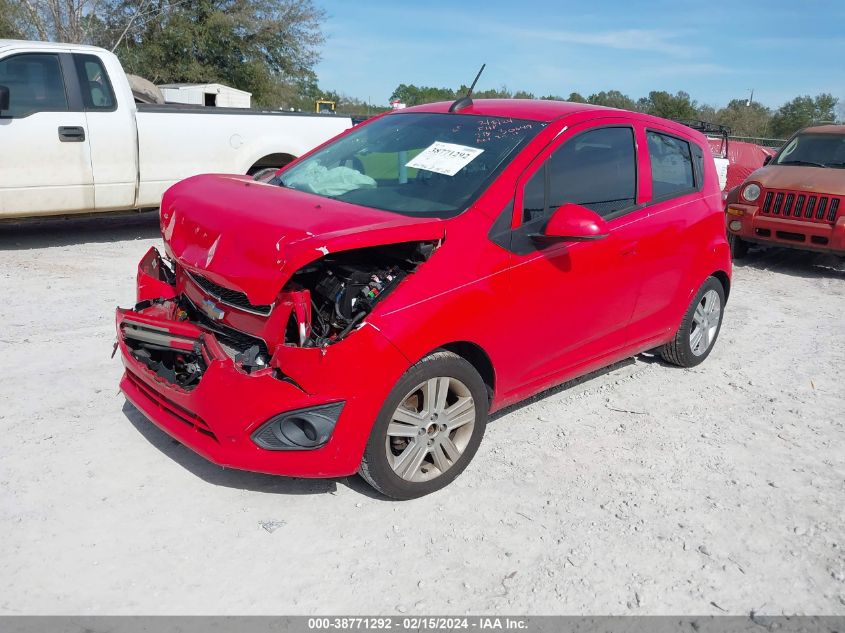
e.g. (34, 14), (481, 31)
(742, 183), (761, 202)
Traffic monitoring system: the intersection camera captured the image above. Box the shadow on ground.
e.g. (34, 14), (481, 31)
(0, 210), (161, 250)
(122, 355), (654, 500)
(122, 400), (389, 499)
(736, 244), (845, 280)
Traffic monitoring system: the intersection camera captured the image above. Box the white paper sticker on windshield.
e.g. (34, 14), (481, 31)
(405, 142), (484, 176)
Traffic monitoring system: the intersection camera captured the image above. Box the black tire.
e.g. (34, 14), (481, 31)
(359, 351), (488, 500)
(728, 232), (749, 259)
(661, 276), (726, 368)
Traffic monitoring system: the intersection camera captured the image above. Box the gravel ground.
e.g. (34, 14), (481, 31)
(0, 214), (843, 615)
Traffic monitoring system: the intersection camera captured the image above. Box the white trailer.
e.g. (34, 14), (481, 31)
(159, 83), (252, 108)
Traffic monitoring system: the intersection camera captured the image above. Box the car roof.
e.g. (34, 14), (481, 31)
(394, 98), (705, 143)
(0, 39), (106, 55)
(399, 98), (612, 122)
(801, 124), (845, 135)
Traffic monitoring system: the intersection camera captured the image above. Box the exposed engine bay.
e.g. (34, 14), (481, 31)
(120, 240), (438, 389)
(283, 241), (437, 347)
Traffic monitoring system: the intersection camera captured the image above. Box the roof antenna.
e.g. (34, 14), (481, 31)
(449, 63), (486, 113)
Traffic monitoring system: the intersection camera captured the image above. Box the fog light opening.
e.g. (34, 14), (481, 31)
(280, 416), (321, 446)
(729, 220), (742, 232)
(251, 402), (345, 451)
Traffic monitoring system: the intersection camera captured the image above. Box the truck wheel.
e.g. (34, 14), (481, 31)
(728, 233), (748, 259)
(661, 277), (725, 368)
(359, 351), (487, 500)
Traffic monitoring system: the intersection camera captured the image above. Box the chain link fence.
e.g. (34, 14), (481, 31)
(729, 135), (787, 149)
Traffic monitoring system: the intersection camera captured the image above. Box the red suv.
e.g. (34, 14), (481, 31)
(725, 125), (845, 257)
(116, 99), (731, 499)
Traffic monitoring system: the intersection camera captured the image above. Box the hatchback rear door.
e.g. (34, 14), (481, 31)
(624, 124), (710, 348)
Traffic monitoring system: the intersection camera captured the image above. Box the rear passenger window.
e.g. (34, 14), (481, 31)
(521, 126), (637, 222)
(647, 131), (695, 198)
(73, 54), (115, 110)
(0, 53), (68, 118)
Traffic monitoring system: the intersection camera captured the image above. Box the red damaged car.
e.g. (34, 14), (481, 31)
(116, 99), (731, 499)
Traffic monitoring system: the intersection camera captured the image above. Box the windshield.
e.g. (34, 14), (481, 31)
(775, 133), (845, 168)
(278, 112), (545, 217)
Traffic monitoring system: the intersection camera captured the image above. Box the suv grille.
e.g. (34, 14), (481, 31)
(760, 189), (842, 224)
(186, 271), (272, 315)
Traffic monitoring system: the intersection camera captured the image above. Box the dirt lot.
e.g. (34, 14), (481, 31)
(0, 214), (843, 615)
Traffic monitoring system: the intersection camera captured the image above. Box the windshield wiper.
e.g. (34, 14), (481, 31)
(779, 160), (827, 167)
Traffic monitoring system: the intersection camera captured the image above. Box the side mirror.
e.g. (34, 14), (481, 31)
(763, 155), (772, 166)
(534, 203), (610, 242)
(0, 85), (9, 112)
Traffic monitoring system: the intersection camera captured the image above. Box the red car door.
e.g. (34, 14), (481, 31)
(492, 119), (652, 394)
(625, 124), (710, 348)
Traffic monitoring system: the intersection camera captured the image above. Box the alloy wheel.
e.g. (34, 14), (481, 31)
(690, 289), (721, 356)
(385, 377), (476, 483)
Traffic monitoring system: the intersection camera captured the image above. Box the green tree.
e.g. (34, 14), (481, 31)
(463, 85), (513, 99)
(4, 0), (97, 42)
(564, 91), (586, 103)
(513, 90), (535, 99)
(390, 84), (456, 106)
(696, 103), (717, 122)
(714, 99), (772, 138)
(0, 0), (25, 38)
(638, 90), (698, 119)
(587, 89), (637, 111)
(770, 94), (839, 137)
(93, 0), (325, 107)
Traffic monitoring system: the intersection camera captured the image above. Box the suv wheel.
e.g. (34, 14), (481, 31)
(728, 232), (749, 259)
(359, 351), (488, 499)
(661, 276), (725, 368)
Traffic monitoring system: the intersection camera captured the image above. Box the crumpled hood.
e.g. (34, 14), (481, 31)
(160, 174), (445, 305)
(749, 165), (845, 196)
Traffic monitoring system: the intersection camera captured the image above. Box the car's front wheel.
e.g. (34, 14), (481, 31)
(359, 351), (488, 499)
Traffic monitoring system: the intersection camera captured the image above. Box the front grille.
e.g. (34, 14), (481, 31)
(759, 188), (843, 224)
(182, 297), (270, 357)
(186, 271), (272, 315)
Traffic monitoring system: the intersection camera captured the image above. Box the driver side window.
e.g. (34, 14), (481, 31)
(522, 126), (637, 222)
(0, 53), (69, 118)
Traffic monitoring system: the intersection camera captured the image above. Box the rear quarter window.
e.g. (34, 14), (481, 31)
(72, 54), (116, 111)
(647, 131), (698, 199)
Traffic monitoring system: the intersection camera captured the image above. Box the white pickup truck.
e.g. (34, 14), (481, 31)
(0, 40), (354, 218)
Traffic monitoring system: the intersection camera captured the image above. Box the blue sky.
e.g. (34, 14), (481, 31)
(314, 0), (845, 110)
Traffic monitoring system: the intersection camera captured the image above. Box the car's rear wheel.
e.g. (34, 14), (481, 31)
(661, 276), (725, 368)
(359, 351), (487, 499)
(728, 232), (749, 259)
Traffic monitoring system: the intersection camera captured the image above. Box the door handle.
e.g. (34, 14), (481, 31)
(620, 242), (638, 257)
(58, 126), (86, 142)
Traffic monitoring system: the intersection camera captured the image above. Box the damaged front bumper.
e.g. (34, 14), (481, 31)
(115, 248), (411, 478)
